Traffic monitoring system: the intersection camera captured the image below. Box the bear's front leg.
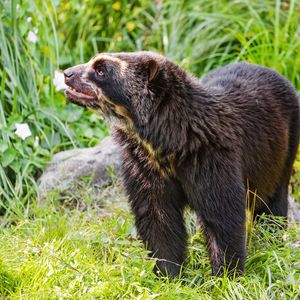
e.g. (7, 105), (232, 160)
(179, 152), (247, 276)
(135, 181), (187, 277)
(121, 152), (187, 277)
(200, 200), (247, 276)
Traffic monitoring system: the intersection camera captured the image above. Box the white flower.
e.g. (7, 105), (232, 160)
(53, 70), (67, 91)
(27, 31), (38, 43)
(34, 136), (39, 148)
(26, 17), (32, 22)
(15, 123), (32, 140)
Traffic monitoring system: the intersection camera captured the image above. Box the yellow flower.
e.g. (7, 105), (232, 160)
(126, 22), (135, 32)
(294, 160), (300, 171)
(64, 2), (71, 9)
(112, 1), (121, 10)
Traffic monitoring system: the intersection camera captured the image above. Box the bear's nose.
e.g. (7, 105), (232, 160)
(64, 68), (74, 78)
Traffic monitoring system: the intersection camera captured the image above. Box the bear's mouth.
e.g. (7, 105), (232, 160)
(64, 86), (98, 107)
(64, 83), (129, 126)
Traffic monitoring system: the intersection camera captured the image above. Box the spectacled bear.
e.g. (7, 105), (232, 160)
(64, 51), (300, 277)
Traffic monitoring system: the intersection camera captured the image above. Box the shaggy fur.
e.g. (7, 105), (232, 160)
(64, 52), (300, 277)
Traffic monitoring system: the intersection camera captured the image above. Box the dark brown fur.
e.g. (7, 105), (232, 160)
(64, 52), (300, 277)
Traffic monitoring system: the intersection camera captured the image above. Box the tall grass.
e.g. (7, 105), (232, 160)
(0, 0), (299, 214)
(0, 0), (73, 216)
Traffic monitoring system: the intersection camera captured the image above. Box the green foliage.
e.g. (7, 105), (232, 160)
(0, 0), (108, 211)
(1, 0), (300, 209)
(0, 203), (299, 299)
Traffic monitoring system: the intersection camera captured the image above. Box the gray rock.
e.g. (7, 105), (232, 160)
(288, 195), (300, 223)
(38, 136), (122, 198)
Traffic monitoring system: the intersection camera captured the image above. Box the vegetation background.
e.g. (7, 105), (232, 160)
(0, 0), (299, 299)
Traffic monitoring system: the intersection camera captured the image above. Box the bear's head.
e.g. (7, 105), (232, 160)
(63, 51), (174, 128)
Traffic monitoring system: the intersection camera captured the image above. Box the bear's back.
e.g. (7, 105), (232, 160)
(202, 62), (295, 104)
(202, 62), (300, 199)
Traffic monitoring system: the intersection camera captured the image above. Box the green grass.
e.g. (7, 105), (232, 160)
(1, 0), (300, 209)
(0, 197), (299, 299)
(0, 0), (300, 298)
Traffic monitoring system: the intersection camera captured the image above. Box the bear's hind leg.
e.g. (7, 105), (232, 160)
(253, 184), (288, 230)
(254, 183), (288, 221)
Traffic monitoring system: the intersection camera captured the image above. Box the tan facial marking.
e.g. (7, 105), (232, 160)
(89, 54), (128, 75)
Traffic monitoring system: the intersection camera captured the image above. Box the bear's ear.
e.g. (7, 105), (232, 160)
(145, 59), (158, 81)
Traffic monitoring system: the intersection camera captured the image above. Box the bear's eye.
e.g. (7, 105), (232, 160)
(96, 65), (105, 78)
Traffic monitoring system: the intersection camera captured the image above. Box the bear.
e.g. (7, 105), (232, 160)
(63, 51), (300, 277)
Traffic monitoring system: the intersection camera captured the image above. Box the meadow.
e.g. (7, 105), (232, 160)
(0, 0), (299, 298)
